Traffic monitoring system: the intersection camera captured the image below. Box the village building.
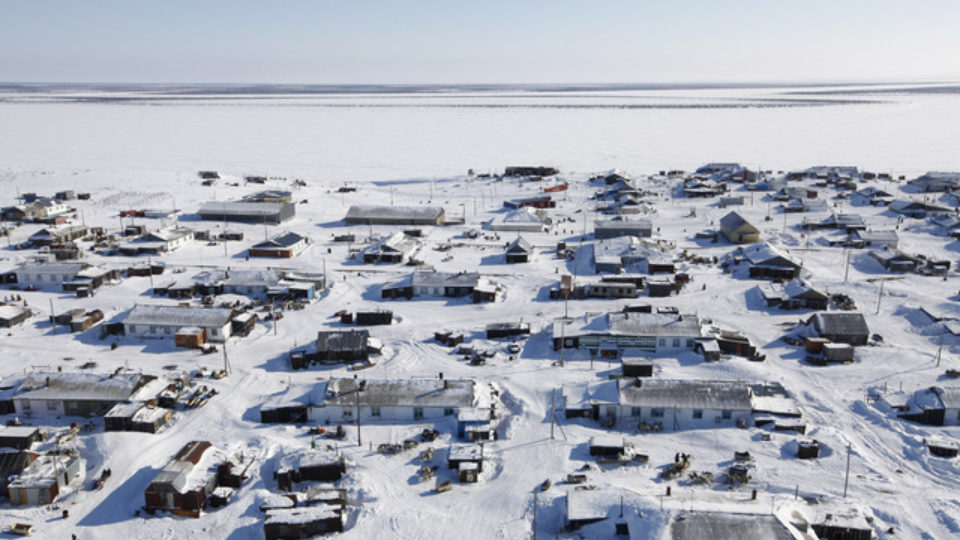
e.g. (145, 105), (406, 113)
(504, 237), (534, 263)
(345, 205), (445, 226)
(307, 377), (485, 424)
(801, 213), (867, 231)
(728, 242), (802, 280)
(805, 312), (870, 346)
(0, 305), (31, 328)
(552, 311), (703, 354)
(15, 261), (89, 290)
(755, 279), (828, 310)
(28, 224), (87, 247)
(104, 401), (172, 433)
(315, 330), (370, 363)
(381, 270), (500, 303)
(123, 304), (234, 343)
(0, 426), (41, 450)
(908, 171), (960, 192)
(248, 231), (309, 258)
(889, 199), (954, 219)
(504, 166), (559, 177)
(503, 195), (556, 210)
(848, 229), (898, 249)
(198, 201), (295, 224)
(9, 371), (160, 417)
(682, 179), (726, 198)
(869, 248), (921, 273)
(898, 386), (960, 426)
(2, 197), (70, 222)
(241, 190), (293, 203)
(487, 207), (550, 232)
(144, 441), (219, 517)
(593, 236), (676, 274)
(118, 226), (195, 255)
(7, 452), (85, 506)
(853, 186), (894, 205)
(361, 232), (421, 264)
(719, 211), (760, 244)
(562, 378), (800, 430)
(264, 506), (344, 539)
(594, 218), (652, 239)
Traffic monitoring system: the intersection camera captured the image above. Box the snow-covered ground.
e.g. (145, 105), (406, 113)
(0, 84), (959, 539)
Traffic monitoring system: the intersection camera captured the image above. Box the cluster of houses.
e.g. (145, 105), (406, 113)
(2, 163), (959, 537)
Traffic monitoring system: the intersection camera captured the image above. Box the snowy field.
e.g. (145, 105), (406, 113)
(0, 83), (959, 539)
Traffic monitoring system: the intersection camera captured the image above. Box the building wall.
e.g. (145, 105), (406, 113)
(16, 271), (74, 289)
(600, 405), (750, 430)
(125, 321), (231, 343)
(309, 404), (456, 423)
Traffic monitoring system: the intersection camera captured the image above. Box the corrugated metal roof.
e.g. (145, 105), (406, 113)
(124, 304), (233, 328)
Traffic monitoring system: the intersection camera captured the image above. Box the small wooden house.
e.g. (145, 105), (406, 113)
(719, 212), (760, 244)
(504, 237), (534, 264)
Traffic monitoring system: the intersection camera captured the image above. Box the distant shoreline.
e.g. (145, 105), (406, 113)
(0, 81), (952, 96)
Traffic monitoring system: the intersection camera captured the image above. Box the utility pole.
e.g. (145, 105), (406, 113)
(843, 250), (851, 283)
(937, 331), (945, 367)
(222, 340), (230, 375)
(843, 443), (852, 497)
(550, 389), (556, 440)
(875, 280), (886, 315)
(559, 317), (565, 368)
(356, 382), (362, 446)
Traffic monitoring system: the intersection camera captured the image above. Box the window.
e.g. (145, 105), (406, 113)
(606, 406), (617, 418)
(692, 409), (703, 419)
(342, 409), (353, 419)
(128, 324), (136, 333)
(630, 407), (642, 417)
(721, 410), (732, 420)
(686, 339), (695, 348)
(164, 327), (171, 335)
(651, 408), (664, 418)
(150, 326), (157, 334)
(672, 338), (681, 347)
(210, 328), (219, 336)
(47, 400), (58, 411)
(21, 400), (31, 411)
(413, 407), (424, 420)
(443, 408), (455, 416)
(370, 406), (381, 417)
(658, 338), (666, 347)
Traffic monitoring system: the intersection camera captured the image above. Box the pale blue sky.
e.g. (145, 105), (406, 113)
(0, 1), (957, 84)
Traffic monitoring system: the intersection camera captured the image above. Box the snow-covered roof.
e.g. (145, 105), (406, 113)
(553, 312), (702, 340)
(16, 261), (89, 275)
(0, 305), (30, 321)
(448, 443), (483, 462)
(618, 379), (754, 411)
(198, 201), (290, 216)
(732, 242), (800, 268)
(665, 511), (795, 540)
(411, 270), (480, 288)
(124, 304), (233, 328)
(265, 506), (340, 525)
(852, 230), (898, 243)
(251, 231), (306, 249)
(14, 371), (148, 402)
(488, 207), (548, 231)
(810, 312), (869, 337)
(8, 453), (82, 490)
(346, 205), (443, 221)
(319, 378), (479, 408)
(719, 211), (756, 232)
